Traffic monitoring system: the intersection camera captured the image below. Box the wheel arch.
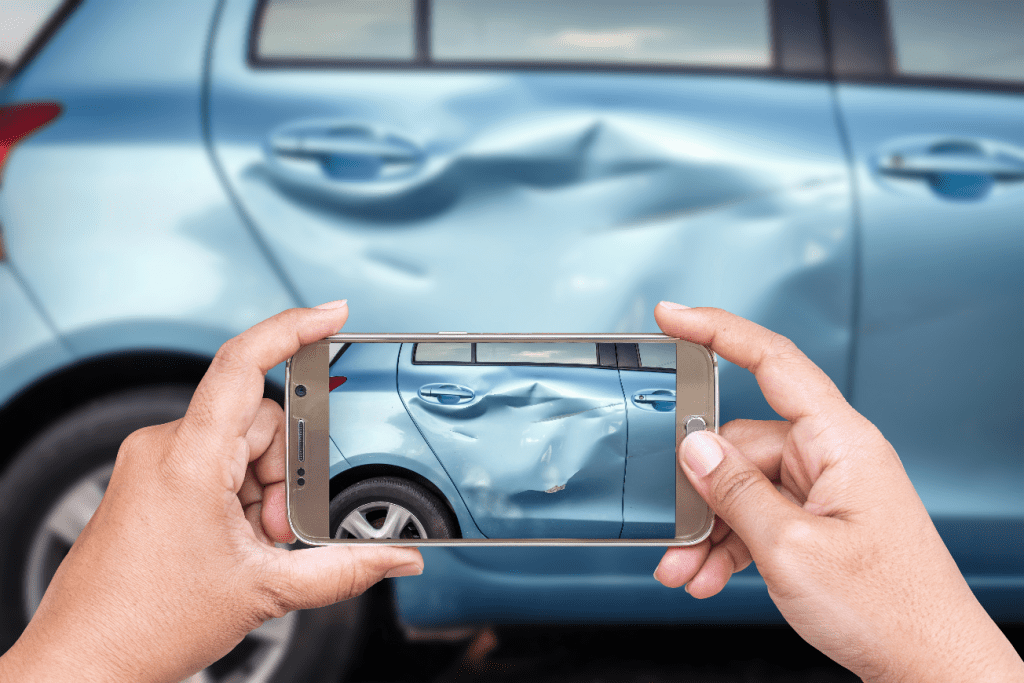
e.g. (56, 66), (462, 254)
(330, 464), (463, 538)
(0, 350), (284, 478)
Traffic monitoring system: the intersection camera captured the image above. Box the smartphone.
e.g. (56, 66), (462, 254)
(286, 334), (717, 546)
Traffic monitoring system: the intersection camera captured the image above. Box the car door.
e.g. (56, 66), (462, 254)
(397, 341), (627, 538)
(827, 1), (1024, 580)
(207, 0), (856, 431)
(616, 343), (678, 539)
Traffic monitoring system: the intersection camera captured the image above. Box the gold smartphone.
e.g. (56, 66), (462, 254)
(286, 334), (717, 546)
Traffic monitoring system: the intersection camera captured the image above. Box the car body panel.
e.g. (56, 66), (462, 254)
(618, 368), (677, 539)
(0, 264), (73, 408)
(837, 85), (1024, 577)
(207, 0), (856, 433)
(0, 0), (297, 407)
(329, 342), (484, 538)
(397, 342), (628, 539)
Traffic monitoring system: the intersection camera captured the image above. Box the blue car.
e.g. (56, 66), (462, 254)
(328, 341), (680, 541)
(0, 1), (1021, 681)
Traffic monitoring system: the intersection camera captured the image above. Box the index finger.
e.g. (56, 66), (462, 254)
(184, 302), (349, 442)
(654, 303), (849, 423)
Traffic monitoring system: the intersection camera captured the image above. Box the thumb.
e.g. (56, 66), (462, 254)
(680, 430), (799, 558)
(272, 545), (424, 611)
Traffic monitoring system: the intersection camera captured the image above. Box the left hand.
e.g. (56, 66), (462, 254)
(0, 302), (423, 683)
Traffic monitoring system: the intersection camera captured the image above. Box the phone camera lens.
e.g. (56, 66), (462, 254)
(295, 385), (307, 397)
(297, 468), (305, 476)
(297, 478), (305, 486)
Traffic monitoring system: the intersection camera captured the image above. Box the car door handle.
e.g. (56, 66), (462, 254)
(266, 120), (425, 185)
(418, 383), (475, 405)
(632, 390), (675, 412)
(878, 152), (1024, 180)
(272, 133), (421, 164)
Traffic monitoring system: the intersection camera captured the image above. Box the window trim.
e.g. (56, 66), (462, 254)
(247, 0), (833, 79)
(412, 342), (605, 369)
(411, 342), (675, 372)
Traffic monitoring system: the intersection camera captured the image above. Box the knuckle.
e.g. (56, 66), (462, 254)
(766, 333), (803, 363)
(770, 518), (818, 565)
(710, 466), (763, 513)
(251, 562), (298, 620)
(211, 336), (249, 374)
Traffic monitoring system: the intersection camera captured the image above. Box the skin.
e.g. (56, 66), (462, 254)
(0, 301), (423, 683)
(652, 302), (1023, 682)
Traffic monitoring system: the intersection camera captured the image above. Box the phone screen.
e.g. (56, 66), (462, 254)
(309, 339), (709, 542)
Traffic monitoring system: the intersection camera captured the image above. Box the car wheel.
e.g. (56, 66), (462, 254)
(0, 386), (369, 683)
(331, 476), (458, 539)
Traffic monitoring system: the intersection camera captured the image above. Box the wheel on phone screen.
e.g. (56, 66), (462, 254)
(0, 386), (370, 683)
(330, 476), (458, 540)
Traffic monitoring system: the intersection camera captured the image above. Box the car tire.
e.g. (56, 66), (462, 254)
(331, 476), (458, 539)
(0, 385), (370, 683)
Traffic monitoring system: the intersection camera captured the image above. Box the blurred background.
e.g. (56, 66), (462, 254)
(0, 1), (1020, 681)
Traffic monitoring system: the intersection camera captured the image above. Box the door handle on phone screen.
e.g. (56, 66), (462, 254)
(418, 384), (475, 405)
(632, 390), (676, 411)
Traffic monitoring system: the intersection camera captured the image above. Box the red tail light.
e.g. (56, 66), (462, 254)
(0, 102), (62, 180)
(329, 376), (347, 391)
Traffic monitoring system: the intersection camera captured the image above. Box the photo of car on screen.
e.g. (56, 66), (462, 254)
(326, 341), (681, 541)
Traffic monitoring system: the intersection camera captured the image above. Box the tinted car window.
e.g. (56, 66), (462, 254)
(888, 0), (1024, 83)
(256, 0), (415, 60)
(476, 343), (597, 366)
(413, 342), (472, 363)
(433, 0), (771, 68)
(637, 343), (676, 370)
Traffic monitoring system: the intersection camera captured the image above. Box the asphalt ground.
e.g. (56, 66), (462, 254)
(348, 613), (1023, 683)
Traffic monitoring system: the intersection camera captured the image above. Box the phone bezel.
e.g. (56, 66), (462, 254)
(287, 333), (717, 546)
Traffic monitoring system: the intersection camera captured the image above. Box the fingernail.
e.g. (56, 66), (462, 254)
(683, 583), (691, 595)
(653, 566), (665, 584)
(384, 563), (423, 579)
(658, 301), (690, 310)
(315, 299), (348, 310)
(682, 431), (723, 478)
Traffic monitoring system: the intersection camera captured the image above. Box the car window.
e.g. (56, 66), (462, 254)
(0, 0), (65, 74)
(432, 0), (771, 68)
(254, 0), (771, 69)
(888, 0), (1024, 83)
(256, 0), (415, 60)
(413, 343), (472, 363)
(637, 343), (676, 371)
(476, 343), (597, 366)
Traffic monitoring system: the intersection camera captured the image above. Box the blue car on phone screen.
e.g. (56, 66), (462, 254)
(0, 1), (1021, 681)
(327, 341), (679, 541)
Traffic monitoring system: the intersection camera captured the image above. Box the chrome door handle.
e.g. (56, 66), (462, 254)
(418, 383), (475, 405)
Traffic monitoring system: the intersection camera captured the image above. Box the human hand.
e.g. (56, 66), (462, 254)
(652, 303), (1022, 682)
(0, 302), (423, 683)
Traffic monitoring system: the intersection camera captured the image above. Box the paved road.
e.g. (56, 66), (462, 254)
(348, 618), (1023, 683)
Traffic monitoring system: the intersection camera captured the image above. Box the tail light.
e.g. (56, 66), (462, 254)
(329, 376), (347, 391)
(0, 102), (61, 178)
(0, 102), (61, 261)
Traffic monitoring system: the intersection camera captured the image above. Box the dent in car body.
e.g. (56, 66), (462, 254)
(397, 344), (629, 539)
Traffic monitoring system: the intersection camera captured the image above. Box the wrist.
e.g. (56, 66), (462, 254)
(0, 617), (136, 683)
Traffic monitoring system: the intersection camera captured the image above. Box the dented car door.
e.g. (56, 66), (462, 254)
(397, 342), (627, 539)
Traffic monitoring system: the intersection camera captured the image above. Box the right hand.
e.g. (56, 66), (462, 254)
(652, 303), (1023, 682)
